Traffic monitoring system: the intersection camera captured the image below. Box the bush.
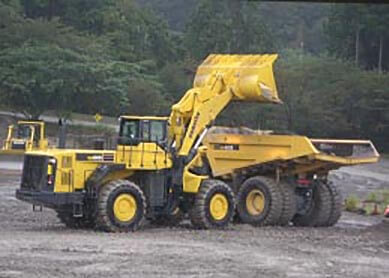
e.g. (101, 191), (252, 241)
(345, 195), (360, 212)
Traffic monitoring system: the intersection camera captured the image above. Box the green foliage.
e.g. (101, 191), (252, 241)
(345, 195), (359, 212)
(0, 0), (388, 153)
(136, 0), (197, 31)
(377, 190), (389, 209)
(158, 59), (195, 102)
(325, 4), (389, 71)
(0, 39), (162, 118)
(0, 41), (89, 118)
(363, 190), (389, 215)
(184, 0), (275, 60)
(260, 2), (329, 54)
(277, 50), (389, 149)
(95, 0), (178, 66)
(366, 192), (378, 203)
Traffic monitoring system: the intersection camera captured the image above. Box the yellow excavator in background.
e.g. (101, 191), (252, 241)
(15, 54), (379, 231)
(1, 120), (48, 155)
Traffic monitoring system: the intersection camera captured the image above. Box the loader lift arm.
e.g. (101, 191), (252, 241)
(169, 54), (281, 158)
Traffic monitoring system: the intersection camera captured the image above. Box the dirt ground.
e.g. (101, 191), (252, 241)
(0, 161), (389, 278)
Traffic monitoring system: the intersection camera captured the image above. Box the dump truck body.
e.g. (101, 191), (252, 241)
(204, 128), (379, 177)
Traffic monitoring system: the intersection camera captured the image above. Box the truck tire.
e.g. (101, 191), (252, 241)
(323, 181), (342, 226)
(236, 176), (283, 226)
(278, 182), (297, 226)
(292, 181), (331, 227)
(190, 179), (235, 229)
(96, 179), (146, 232)
(56, 212), (95, 229)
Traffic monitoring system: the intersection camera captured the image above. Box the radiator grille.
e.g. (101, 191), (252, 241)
(11, 142), (26, 150)
(21, 155), (48, 191)
(61, 172), (72, 185)
(61, 156), (72, 168)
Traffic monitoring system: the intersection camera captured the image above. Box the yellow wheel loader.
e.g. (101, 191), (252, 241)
(1, 120), (48, 155)
(15, 54), (379, 231)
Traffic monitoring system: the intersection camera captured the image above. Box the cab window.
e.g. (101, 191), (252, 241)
(16, 125), (32, 139)
(122, 120), (139, 139)
(150, 121), (166, 142)
(142, 120), (150, 141)
(141, 120), (167, 143)
(118, 120), (140, 145)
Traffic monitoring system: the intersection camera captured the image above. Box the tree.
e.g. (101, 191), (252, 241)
(364, 5), (389, 73)
(184, 0), (275, 60)
(135, 0), (197, 31)
(0, 39), (164, 118)
(325, 4), (389, 72)
(158, 59), (195, 102)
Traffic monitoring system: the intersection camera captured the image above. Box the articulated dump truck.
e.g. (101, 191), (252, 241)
(16, 54), (379, 231)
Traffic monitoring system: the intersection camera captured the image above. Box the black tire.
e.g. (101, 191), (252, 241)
(56, 212), (95, 229)
(96, 179), (146, 232)
(292, 181), (332, 227)
(323, 181), (342, 226)
(151, 207), (184, 227)
(278, 182), (297, 226)
(190, 179), (235, 229)
(236, 176), (283, 226)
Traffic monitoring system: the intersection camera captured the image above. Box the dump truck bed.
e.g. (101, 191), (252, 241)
(203, 127), (379, 177)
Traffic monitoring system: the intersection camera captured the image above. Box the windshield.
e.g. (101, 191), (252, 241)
(120, 120), (139, 140)
(16, 125), (32, 139)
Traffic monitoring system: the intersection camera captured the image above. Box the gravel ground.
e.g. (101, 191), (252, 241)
(330, 158), (389, 199)
(0, 162), (389, 278)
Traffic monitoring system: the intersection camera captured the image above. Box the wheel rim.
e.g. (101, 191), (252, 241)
(209, 193), (229, 221)
(246, 189), (265, 216)
(113, 194), (137, 222)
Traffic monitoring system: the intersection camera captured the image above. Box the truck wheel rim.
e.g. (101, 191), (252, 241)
(114, 194), (137, 222)
(246, 189), (265, 216)
(210, 193), (229, 221)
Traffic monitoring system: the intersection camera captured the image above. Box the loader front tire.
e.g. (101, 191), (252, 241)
(190, 179), (235, 229)
(236, 176), (283, 226)
(292, 181), (331, 227)
(96, 179), (146, 232)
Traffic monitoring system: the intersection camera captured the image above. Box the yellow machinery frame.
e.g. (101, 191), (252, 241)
(1, 120), (48, 155)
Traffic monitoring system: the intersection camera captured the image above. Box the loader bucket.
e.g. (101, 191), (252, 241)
(194, 54), (281, 103)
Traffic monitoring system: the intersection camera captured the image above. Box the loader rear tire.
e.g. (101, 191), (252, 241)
(292, 181), (331, 227)
(96, 179), (146, 232)
(190, 179), (235, 229)
(236, 176), (283, 226)
(324, 181), (342, 226)
(278, 182), (297, 226)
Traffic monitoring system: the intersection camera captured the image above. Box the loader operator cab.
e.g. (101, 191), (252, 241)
(16, 123), (42, 145)
(15, 121), (44, 147)
(118, 116), (168, 148)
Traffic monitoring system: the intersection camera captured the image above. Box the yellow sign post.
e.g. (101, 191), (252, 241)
(94, 113), (102, 123)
